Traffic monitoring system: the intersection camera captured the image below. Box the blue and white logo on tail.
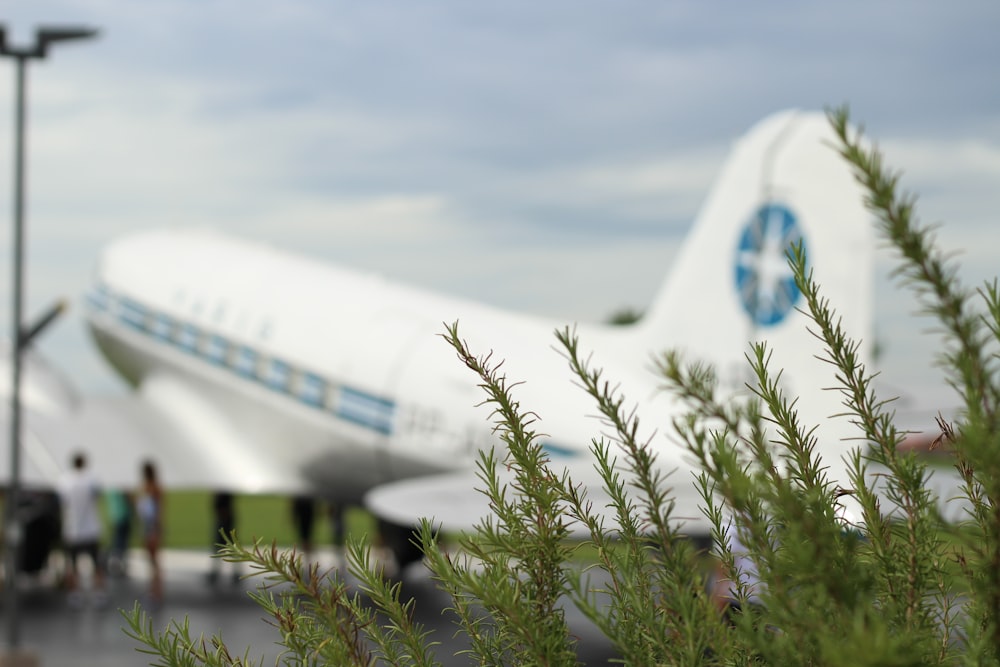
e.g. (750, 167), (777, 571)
(734, 203), (806, 327)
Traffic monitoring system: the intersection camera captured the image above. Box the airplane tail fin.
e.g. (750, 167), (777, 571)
(635, 109), (874, 455)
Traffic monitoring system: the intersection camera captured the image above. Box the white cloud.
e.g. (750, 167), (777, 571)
(877, 135), (1000, 287)
(0, 0), (995, 397)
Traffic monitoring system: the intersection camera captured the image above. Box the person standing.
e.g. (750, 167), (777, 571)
(291, 495), (316, 561)
(207, 491), (240, 586)
(105, 488), (133, 577)
(328, 502), (345, 549)
(58, 452), (108, 608)
(137, 460), (164, 604)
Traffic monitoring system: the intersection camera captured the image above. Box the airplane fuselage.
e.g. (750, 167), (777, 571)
(84, 229), (621, 501)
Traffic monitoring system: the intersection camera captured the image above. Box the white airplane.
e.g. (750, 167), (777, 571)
(3, 109), (876, 568)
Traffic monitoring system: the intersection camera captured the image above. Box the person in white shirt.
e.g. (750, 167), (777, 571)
(58, 452), (107, 607)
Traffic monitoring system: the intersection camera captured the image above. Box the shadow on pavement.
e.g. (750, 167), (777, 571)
(4, 548), (620, 666)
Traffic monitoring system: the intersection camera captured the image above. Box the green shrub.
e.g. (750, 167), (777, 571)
(124, 107), (1000, 665)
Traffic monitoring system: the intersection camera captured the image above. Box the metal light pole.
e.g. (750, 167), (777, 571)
(0, 25), (97, 658)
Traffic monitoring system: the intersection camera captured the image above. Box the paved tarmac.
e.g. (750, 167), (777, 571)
(2, 548), (620, 667)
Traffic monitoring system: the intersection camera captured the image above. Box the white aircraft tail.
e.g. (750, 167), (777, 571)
(634, 109), (874, 447)
(369, 111), (877, 536)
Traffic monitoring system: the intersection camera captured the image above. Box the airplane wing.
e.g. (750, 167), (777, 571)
(364, 461), (713, 539)
(0, 348), (311, 494)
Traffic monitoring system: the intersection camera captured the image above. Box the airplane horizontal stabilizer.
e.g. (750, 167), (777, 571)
(364, 463), (712, 537)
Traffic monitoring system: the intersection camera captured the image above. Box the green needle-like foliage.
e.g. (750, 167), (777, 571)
(125, 107), (1000, 665)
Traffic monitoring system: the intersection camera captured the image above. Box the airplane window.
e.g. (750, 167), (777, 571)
(299, 373), (326, 408)
(337, 387), (394, 435)
(265, 359), (291, 392)
(206, 335), (229, 365)
(540, 441), (577, 459)
(234, 346), (258, 379)
(120, 299), (147, 331)
(178, 323), (200, 352)
(86, 284), (111, 312)
(151, 314), (173, 341)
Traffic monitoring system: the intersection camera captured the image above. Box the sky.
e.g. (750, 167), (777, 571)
(0, 1), (998, 413)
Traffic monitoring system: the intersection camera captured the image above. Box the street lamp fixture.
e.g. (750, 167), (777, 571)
(0, 23), (98, 661)
(0, 27), (99, 59)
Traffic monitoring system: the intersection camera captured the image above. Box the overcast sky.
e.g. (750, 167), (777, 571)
(1, 1), (998, 416)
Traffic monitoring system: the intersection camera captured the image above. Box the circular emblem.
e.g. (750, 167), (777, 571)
(734, 203), (805, 327)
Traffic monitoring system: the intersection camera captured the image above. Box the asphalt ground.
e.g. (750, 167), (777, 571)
(5, 466), (971, 666)
(1, 548), (620, 667)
